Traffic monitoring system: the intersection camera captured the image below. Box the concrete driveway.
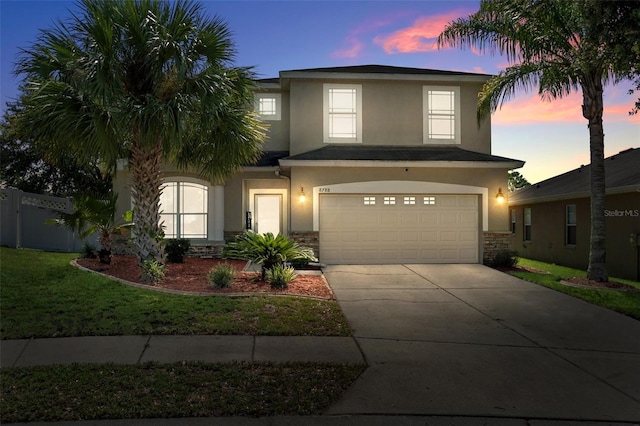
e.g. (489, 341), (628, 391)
(323, 264), (640, 422)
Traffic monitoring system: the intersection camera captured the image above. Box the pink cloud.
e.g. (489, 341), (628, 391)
(373, 10), (473, 54)
(492, 92), (637, 125)
(331, 11), (413, 59)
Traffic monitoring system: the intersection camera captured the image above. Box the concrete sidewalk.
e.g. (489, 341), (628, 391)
(1, 335), (364, 367)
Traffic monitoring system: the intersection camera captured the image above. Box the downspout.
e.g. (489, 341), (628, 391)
(275, 168), (291, 234)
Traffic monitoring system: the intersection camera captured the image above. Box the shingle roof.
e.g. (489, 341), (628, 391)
(252, 151), (289, 167)
(281, 145), (523, 164)
(280, 64), (493, 78)
(509, 147), (640, 204)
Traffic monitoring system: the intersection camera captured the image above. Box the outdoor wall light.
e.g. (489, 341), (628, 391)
(299, 187), (306, 203)
(495, 187), (505, 203)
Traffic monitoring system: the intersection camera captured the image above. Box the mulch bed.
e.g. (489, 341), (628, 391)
(494, 265), (639, 291)
(75, 256), (334, 299)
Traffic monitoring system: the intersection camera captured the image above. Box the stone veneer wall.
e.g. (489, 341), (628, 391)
(483, 231), (512, 265)
(289, 231), (320, 257)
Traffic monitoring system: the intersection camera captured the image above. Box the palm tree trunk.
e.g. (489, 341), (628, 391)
(582, 78), (608, 282)
(130, 138), (164, 269)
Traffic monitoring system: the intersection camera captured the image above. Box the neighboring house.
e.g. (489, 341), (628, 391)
(508, 147), (640, 281)
(113, 65), (524, 265)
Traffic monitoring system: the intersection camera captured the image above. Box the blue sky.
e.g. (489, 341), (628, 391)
(1, 0), (638, 183)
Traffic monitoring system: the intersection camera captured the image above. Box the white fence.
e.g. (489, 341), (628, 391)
(0, 188), (90, 252)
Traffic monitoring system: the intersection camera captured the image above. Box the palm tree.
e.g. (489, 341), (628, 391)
(223, 231), (317, 281)
(47, 192), (133, 264)
(14, 0), (266, 278)
(439, 0), (640, 281)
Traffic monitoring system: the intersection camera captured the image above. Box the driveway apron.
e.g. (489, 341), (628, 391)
(324, 264), (640, 422)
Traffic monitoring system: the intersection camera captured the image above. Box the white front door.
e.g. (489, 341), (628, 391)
(254, 194), (282, 235)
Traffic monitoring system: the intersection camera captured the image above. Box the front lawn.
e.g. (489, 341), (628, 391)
(0, 361), (366, 422)
(0, 248), (351, 339)
(510, 258), (640, 320)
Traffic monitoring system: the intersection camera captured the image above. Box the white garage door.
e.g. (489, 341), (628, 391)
(319, 194), (479, 264)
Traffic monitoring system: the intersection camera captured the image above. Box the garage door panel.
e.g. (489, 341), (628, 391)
(420, 212), (438, 224)
(400, 212), (419, 225)
(421, 230), (438, 241)
(400, 231), (419, 241)
(340, 231), (359, 242)
(459, 230), (477, 242)
(361, 231), (380, 242)
(380, 230), (399, 242)
(320, 194), (479, 264)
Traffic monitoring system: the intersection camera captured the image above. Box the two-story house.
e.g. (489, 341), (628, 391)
(113, 65), (524, 265)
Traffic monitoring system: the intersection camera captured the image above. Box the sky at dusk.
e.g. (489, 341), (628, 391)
(1, 0), (638, 184)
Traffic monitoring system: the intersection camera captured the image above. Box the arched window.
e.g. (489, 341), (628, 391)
(160, 182), (208, 239)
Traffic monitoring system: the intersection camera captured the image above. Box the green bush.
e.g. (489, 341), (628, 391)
(81, 242), (97, 259)
(141, 259), (165, 283)
(165, 239), (191, 263)
(223, 231), (317, 280)
(491, 249), (519, 268)
(208, 263), (235, 288)
(266, 264), (297, 289)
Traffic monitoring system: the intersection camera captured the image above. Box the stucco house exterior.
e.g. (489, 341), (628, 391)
(114, 65), (524, 265)
(508, 147), (640, 281)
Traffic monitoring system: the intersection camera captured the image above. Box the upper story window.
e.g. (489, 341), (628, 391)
(423, 86), (460, 144)
(255, 93), (281, 120)
(324, 84), (362, 143)
(160, 181), (208, 239)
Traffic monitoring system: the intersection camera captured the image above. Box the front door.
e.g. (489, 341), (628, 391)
(254, 194), (282, 235)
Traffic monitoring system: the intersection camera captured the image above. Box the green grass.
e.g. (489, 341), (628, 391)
(511, 258), (640, 320)
(0, 362), (367, 422)
(0, 248), (351, 339)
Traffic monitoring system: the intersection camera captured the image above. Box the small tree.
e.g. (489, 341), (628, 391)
(47, 192), (133, 264)
(223, 232), (317, 280)
(508, 171), (531, 192)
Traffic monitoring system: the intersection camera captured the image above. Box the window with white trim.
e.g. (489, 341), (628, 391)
(404, 196), (416, 205)
(566, 204), (576, 245)
(363, 196), (376, 205)
(423, 86), (460, 144)
(383, 196), (396, 205)
(524, 208), (532, 241)
(511, 209), (516, 234)
(324, 84), (362, 143)
(423, 196), (436, 205)
(255, 93), (281, 120)
(160, 182), (208, 239)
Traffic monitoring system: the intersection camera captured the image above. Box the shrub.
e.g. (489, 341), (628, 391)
(208, 263), (235, 289)
(491, 249), (519, 268)
(223, 231), (317, 280)
(81, 242), (97, 259)
(165, 239), (191, 263)
(266, 264), (297, 289)
(141, 259), (165, 283)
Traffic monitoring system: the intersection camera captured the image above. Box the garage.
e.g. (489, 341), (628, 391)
(319, 194), (479, 264)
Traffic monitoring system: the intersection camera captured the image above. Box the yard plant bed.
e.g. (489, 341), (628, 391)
(503, 258), (640, 320)
(0, 248), (351, 339)
(76, 256), (334, 299)
(0, 361), (367, 422)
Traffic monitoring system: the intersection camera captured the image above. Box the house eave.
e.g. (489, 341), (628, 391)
(279, 71), (491, 84)
(278, 159), (525, 169)
(509, 184), (640, 206)
(242, 166), (280, 172)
